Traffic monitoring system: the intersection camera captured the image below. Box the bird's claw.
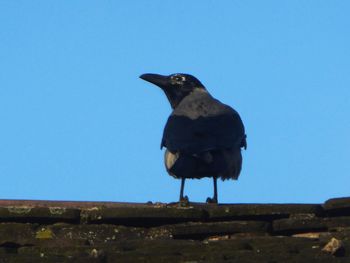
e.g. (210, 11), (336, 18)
(179, 195), (189, 206)
(206, 197), (218, 204)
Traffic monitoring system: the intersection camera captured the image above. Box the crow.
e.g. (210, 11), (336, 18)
(140, 73), (246, 203)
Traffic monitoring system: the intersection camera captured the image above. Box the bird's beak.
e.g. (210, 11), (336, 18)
(139, 73), (169, 88)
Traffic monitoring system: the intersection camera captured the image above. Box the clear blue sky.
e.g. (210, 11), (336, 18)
(1, 1), (349, 204)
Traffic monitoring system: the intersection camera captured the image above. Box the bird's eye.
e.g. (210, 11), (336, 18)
(171, 75), (185, 85)
(175, 76), (185, 82)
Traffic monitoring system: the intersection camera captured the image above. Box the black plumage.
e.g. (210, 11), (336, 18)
(140, 73), (246, 203)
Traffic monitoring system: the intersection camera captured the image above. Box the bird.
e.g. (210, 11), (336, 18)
(140, 73), (247, 204)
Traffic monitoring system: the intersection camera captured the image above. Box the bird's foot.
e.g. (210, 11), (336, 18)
(179, 195), (189, 206)
(206, 197), (218, 204)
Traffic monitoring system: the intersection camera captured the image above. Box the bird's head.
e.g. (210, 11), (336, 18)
(140, 73), (206, 109)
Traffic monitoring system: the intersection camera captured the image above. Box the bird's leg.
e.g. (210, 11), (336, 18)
(179, 178), (189, 204)
(206, 177), (218, 204)
(213, 177), (218, 202)
(180, 177), (185, 200)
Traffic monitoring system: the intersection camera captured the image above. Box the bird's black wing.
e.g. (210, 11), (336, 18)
(162, 108), (246, 154)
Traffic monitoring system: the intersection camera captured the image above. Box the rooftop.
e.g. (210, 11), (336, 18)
(0, 197), (349, 262)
